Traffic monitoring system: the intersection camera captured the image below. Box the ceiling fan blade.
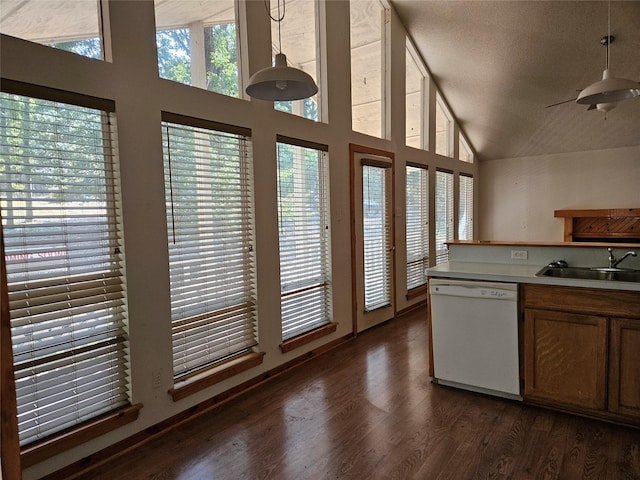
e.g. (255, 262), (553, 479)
(546, 98), (578, 108)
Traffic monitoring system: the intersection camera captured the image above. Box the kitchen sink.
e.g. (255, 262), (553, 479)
(536, 266), (640, 283)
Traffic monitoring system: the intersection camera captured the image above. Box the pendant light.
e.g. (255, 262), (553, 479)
(576, 1), (640, 106)
(245, 0), (318, 101)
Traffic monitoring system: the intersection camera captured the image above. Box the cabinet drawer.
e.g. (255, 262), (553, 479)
(521, 284), (640, 318)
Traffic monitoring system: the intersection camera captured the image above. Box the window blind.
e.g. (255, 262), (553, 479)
(406, 165), (429, 289)
(435, 170), (454, 265)
(459, 175), (474, 240)
(0, 92), (129, 446)
(276, 141), (331, 341)
(161, 119), (257, 378)
(362, 164), (392, 311)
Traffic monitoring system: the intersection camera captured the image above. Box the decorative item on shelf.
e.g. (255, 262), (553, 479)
(576, 1), (640, 113)
(245, 0), (318, 101)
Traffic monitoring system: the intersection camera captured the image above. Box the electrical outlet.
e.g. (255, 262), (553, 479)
(511, 250), (528, 260)
(152, 368), (162, 389)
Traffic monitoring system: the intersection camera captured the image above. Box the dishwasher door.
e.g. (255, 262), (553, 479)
(429, 278), (521, 399)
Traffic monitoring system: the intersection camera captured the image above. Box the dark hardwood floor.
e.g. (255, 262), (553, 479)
(73, 306), (640, 480)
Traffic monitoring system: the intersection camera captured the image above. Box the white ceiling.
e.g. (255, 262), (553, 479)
(390, 0), (640, 160)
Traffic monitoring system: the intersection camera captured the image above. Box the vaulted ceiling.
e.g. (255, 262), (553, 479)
(3, 1), (639, 161)
(390, 0), (640, 160)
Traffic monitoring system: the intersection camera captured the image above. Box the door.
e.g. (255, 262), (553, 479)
(351, 147), (395, 333)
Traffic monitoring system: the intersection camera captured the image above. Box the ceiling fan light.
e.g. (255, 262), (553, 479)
(596, 102), (616, 113)
(576, 69), (640, 105)
(246, 53), (318, 101)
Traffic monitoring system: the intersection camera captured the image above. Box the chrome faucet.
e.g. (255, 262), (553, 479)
(607, 247), (637, 268)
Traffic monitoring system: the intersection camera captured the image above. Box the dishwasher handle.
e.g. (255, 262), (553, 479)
(429, 283), (517, 301)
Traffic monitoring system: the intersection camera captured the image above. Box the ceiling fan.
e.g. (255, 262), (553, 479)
(546, 1), (640, 116)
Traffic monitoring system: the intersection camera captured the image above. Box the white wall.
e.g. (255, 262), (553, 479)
(479, 145), (640, 241)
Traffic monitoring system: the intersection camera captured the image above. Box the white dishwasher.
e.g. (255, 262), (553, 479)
(429, 278), (521, 400)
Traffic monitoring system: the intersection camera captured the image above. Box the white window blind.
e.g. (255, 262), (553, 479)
(276, 140), (331, 341)
(162, 117), (257, 378)
(459, 175), (474, 240)
(435, 170), (454, 265)
(0, 92), (129, 446)
(362, 164), (392, 311)
(406, 165), (429, 290)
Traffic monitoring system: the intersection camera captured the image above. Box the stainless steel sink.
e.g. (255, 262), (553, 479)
(536, 266), (640, 283)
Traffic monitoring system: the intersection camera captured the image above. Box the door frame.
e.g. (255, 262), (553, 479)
(349, 143), (396, 334)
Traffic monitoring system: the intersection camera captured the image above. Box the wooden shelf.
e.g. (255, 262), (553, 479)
(554, 208), (640, 243)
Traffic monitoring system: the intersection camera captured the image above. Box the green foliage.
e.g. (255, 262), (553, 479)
(157, 28), (192, 85)
(156, 24), (240, 97)
(49, 37), (102, 59)
(205, 24), (239, 97)
(275, 96), (319, 121)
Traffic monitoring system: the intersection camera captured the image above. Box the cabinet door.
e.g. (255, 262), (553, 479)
(523, 309), (607, 410)
(609, 318), (640, 418)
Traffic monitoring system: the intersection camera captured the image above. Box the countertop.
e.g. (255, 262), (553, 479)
(427, 261), (640, 292)
(446, 240), (640, 249)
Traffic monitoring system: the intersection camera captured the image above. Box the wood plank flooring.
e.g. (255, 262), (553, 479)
(73, 307), (640, 480)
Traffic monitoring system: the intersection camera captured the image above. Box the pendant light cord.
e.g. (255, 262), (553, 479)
(606, 0), (611, 70)
(264, 0), (286, 53)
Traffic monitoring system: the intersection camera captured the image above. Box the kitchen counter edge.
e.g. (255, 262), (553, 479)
(426, 261), (640, 292)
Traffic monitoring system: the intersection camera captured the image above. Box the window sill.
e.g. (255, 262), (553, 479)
(169, 351), (266, 402)
(20, 403), (142, 468)
(280, 322), (338, 353)
(406, 285), (427, 300)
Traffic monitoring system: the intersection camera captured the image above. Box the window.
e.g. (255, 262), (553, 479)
(276, 139), (331, 341)
(350, 0), (387, 138)
(459, 175), (474, 240)
(459, 135), (474, 163)
(0, 90), (128, 446)
(363, 164), (392, 310)
(0, 0), (102, 59)
(161, 115), (256, 379)
(435, 170), (454, 264)
(406, 165), (429, 290)
(435, 94), (452, 157)
(406, 40), (426, 149)
(155, 0), (240, 97)
(271, 0), (321, 121)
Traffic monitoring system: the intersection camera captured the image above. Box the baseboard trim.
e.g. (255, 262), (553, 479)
(396, 299), (427, 317)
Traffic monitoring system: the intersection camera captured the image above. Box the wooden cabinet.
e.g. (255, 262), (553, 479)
(521, 284), (640, 426)
(609, 318), (640, 417)
(523, 309), (607, 410)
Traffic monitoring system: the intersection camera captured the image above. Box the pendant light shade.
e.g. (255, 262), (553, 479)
(246, 53), (318, 101)
(245, 0), (318, 102)
(576, 68), (640, 105)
